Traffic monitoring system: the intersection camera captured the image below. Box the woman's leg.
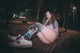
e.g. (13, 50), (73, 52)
(36, 32), (50, 44)
(12, 23), (57, 43)
(36, 23), (57, 44)
(20, 22), (57, 44)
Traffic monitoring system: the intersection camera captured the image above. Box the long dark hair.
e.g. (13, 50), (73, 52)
(42, 11), (56, 25)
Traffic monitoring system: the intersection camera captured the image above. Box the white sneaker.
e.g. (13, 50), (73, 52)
(8, 35), (18, 41)
(9, 38), (32, 48)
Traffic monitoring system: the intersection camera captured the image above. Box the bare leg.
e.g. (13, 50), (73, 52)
(36, 32), (50, 44)
(36, 23), (57, 44)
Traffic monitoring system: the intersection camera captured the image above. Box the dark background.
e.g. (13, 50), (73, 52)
(0, 0), (80, 53)
(0, 0), (80, 31)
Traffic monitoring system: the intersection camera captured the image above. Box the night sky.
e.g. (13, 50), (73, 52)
(0, 0), (79, 9)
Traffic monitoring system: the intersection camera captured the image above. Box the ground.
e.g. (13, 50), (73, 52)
(0, 26), (80, 53)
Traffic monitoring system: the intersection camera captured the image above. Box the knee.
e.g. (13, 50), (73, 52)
(34, 22), (41, 25)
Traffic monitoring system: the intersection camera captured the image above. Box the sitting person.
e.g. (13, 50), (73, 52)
(8, 10), (59, 48)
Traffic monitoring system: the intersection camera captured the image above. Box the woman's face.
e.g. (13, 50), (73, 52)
(45, 11), (51, 19)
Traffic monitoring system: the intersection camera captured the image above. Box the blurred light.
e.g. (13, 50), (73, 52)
(73, 6), (76, 10)
(72, 6), (76, 13)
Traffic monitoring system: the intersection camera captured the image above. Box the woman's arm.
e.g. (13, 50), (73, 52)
(47, 20), (59, 36)
(53, 20), (59, 35)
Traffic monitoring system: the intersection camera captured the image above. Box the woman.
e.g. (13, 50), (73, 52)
(8, 11), (59, 48)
